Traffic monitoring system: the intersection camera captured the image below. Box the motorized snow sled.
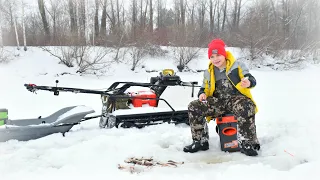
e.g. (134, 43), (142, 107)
(23, 69), (200, 130)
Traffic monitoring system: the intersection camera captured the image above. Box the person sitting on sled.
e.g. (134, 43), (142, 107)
(183, 39), (260, 156)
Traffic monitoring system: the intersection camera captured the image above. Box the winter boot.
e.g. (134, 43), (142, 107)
(183, 140), (209, 153)
(240, 142), (259, 156)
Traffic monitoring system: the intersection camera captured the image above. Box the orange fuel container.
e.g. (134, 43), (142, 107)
(130, 91), (157, 107)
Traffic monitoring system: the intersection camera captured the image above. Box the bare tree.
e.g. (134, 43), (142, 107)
(173, 0), (181, 43)
(149, 0), (153, 33)
(0, 0), (318, 57)
(113, 33), (125, 62)
(237, 1), (279, 61)
(41, 46), (113, 75)
(231, 0), (242, 32)
(106, 0), (126, 46)
(0, 48), (14, 63)
(45, 0), (62, 44)
(128, 44), (147, 71)
(38, 0), (50, 41)
(216, 0), (220, 32)
(139, 0), (147, 31)
(94, 0), (99, 44)
(116, 0), (121, 31)
(198, 0), (206, 42)
(189, 1), (195, 27)
(13, 15), (20, 50)
(21, 0), (27, 51)
(180, 0), (186, 34)
(154, 0), (169, 45)
(73, 46), (112, 74)
(157, 0), (162, 28)
(68, 0), (78, 37)
(42, 46), (75, 67)
(100, 0), (107, 38)
(173, 46), (201, 72)
(222, 0), (227, 31)
(132, 0), (138, 41)
(281, 0), (290, 40)
(78, 0), (86, 43)
(209, 0), (214, 35)
(107, 0), (116, 37)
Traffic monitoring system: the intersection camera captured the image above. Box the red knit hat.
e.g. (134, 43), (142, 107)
(208, 39), (226, 59)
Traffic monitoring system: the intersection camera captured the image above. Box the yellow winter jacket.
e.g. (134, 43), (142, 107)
(201, 51), (258, 119)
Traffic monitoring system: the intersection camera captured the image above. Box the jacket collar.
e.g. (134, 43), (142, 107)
(208, 51), (236, 73)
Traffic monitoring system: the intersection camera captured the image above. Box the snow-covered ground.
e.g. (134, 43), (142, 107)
(0, 47), (320, 180)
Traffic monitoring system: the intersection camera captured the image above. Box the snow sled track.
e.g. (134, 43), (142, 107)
(111, 110), (189, 128)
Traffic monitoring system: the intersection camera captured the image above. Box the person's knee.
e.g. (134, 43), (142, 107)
(188, 100), (200, 111)
(233, 99), (255, 118)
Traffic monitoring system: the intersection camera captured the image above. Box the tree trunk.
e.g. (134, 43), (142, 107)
(199, 1), (205, 31)
(217, 0), (220, 32)
(232, 0), (238, 31)
(108, 0), (117, 36)
(282, 0), (290, 40)
(46, 0), (58, 43)
(149, 0), (153, 33)
(209, 0), (214, 36)
(269, 0), (278, 32)
(132, 0), (137, 41)
(79, 0), (86, 43)
(68, 0), (78, 37)
(174, 0), (180, 43)
(9, 4), (14, 35)
(180, 0), (185, 37)
(222, 0), (227, 32)
(191, 3), (195, 27)
(237, 0), (242, 28)
(157, 0), (161, 28)
(198, 1), (206, 44)
(22, 0), (27, 51)
(85, 0), (90, 44)
(100, 0), (107, 38)
(144, 0), (148, 31)
(122, 6), (125, 26)
(94, 0), (100, 40)
(116, 0), (120, 30)
(13, 16), (20, 50)
(38, 0), (50, 41)
(140, 0), (143, 30)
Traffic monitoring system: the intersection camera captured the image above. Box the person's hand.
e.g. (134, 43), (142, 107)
(241, 77), (251, 88)
(199, 93), (207, 101)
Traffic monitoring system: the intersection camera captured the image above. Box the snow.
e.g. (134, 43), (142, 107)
(0, 47), (320, 180)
